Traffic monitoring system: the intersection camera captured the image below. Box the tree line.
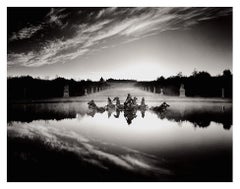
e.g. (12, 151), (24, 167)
(135, 70), (232, 98)
(7, 76), (108, 100)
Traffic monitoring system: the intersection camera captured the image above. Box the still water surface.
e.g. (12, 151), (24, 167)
(7, 100), (232, 181)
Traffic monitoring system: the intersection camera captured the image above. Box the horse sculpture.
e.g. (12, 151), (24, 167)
(124, 93), (133, 108)
(105, 97), (115, 111)
(87, 94), (170, 124)
(87, 100), (105, 113)
(113, 97), (124, 110)
(150, 101), (170, 112)
(88, 100), (97, 109)
(124, 94), (139, 111)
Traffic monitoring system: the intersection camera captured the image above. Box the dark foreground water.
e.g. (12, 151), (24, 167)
(7, 100), (232, 182)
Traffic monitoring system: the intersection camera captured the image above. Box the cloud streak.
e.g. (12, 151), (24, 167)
(9, 8), (69, 42)
(9, 25), (43, 41)
(8, 7), (232, 67)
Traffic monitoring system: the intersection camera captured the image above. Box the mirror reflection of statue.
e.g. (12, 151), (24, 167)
(87, 110), (96, 117)
(113, 97), (124, 111)
(87, 100), (102, 117)
(124, 109), (137, 125)
(87, 95), (149, 125)
(106, 97), (115, 110)
(105, 97), (115, 118)
(108, 110), (113, 118)
(114, 109), (120, 118)
(139, 97), (147, 118)
(140, 109), (146, 118)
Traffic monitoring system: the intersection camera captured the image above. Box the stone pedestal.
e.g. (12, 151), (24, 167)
(179, 84), (185, 97)
(153, 86), (156, 93)
(160, 88), (164, 96)
(222, 88), (225, 98)
(63, 85), (69, 98)
(90, 87), (94, 94)
(84, 89), (88, 95)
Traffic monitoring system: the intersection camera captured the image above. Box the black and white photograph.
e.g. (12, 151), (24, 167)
(7, 6), (233, 182)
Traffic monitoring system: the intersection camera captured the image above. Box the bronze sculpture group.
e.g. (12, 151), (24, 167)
(88, 93), (169, 125)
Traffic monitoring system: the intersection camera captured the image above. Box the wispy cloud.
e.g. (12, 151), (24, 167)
(9, 24), (43, 41)
(9, 8), (69, 42)
(46, 8), (69, 26)
(8, 7), (232, 67)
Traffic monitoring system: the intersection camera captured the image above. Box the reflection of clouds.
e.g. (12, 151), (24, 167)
(123, 155), (151, 169)
(122, 155), (171, 175)
(88, 148), (133, 170)
(8, 121), (172, 177)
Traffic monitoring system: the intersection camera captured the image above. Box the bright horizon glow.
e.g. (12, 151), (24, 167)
(7, 7), (232, 81)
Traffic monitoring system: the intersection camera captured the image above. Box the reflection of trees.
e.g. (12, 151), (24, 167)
(151, 107), (232, 130)
(136, 69), (233, 98)
(8, 103), (80, 122)
(8, 76), (109, 100)
(8, 102), (232, 130)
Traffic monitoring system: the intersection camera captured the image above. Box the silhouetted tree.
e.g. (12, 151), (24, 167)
(135, 69), (232, 98)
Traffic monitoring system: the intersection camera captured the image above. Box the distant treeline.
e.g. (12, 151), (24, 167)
(7, 76), (108, 100)
(135, 70), (232, 98)
(7, 70), (233, 100)
(106, 78), (137, 83)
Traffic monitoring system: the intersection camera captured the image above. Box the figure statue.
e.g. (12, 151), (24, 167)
(133, 97), (138, 106)
(113, 97), (124, 110)
(138, 97), (148, 111)
(108, 97), (113, 105)
(87, 94), (152, 124)
(105, 97), (115, 110)
(141, 97), (145, 106)
(124, 93), (133, 107)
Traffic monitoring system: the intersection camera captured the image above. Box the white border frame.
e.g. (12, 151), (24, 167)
(1, 0), (239, 188)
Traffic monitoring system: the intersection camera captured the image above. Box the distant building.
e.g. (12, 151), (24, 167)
(63, 85), (69, 98)
(179, 84), (185, 97)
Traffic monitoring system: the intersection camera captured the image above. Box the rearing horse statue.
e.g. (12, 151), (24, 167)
(105, 97), (115, 110)
(113, 97), (124, 110)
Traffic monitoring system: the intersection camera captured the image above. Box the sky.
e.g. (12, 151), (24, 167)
(7, 7), (232, 81)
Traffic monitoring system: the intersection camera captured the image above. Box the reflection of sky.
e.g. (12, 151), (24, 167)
(68, 111), (232, 152)
(8, 118), (172, 176)
(8, 110), (232, 175)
